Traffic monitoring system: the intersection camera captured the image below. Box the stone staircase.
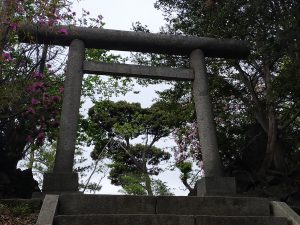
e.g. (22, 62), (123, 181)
(36, 193), (296, 225)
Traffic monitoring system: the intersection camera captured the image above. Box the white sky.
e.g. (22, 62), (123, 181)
(73, 0), (165, 32)
(72, 0), (189, 196)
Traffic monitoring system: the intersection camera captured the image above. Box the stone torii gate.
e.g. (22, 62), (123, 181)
(18, 24), (249, 196)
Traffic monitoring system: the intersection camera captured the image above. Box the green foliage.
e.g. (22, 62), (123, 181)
(82, 48), (133, 101)
(82, 100), (180, 194)
(0, 0), (131, 196)
(0, 203), (8, 214)
(88, 100), (144, 139)
(119, 174), (174, 196)
(107, 144), (171, 185)
(0, 1), (65, 175)
(119, 174), (148, 195)
(177, 162), (192, 175)
(10, 203), (32, 217)
(152, 179), (174, 196)
(145, 0), (300, 195)
(82, 100), (184, 150)
(79, 182), (103, 194)
(155, 0), (300, 153)
(0, 202), (35, 217)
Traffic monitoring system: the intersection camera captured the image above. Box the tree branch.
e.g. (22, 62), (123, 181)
(181, 175), (194, 193)
(83, 138), (112, 192)
(118, 141), (146, 173)
(39, 45), (49, 74)
(234, 61), (269, 132)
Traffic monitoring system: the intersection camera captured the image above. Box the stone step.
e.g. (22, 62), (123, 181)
(195, 216), (288, 225)
(58, 194), (270, 216)
(54, 215), (288, 225)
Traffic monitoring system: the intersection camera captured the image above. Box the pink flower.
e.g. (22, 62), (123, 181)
(9, 23), (17, 31)
(59, 86), (64, 93)
(48, 19), (58, 26)
(31, 98), (40, 105)
(30, 82), (44, 92)
(51, 95), (61, 102)
(43, 93), (49, 101)
(27, 85), (35, 92)
(26, 135), (33, 143)
(59, 28), (68, 35)
(36, 82), (44, 88)
(26, 107), (36, 114)
(36, 132), (45, 145)
(51, 120), (60, 128)
(37, 132), (45, 139)
(32, 71), (43, 78)
(2, 52), (12, 62)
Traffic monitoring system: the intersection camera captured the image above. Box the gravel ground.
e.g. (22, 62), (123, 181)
(0, 214), (38, 225)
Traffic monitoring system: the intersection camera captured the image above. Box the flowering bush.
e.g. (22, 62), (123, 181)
(23, 71), (64, 146)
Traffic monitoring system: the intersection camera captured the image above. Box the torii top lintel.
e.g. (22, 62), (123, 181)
(18, 24), (250, 59)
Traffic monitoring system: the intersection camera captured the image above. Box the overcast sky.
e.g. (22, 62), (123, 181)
(73, 0), (169, 108)
(72, 0), (188, 195)
(73, 0), (165, 32)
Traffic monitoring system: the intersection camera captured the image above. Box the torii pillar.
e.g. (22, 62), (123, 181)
(43, 39), (85, 193)
(191, 49), (236, 196)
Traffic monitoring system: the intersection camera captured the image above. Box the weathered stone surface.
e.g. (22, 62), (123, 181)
(156, 196), (270, 216)
(58, 194), (270, 216)
(42, 173), (78, 192)
(18, 24), (250, 59)
(83, 61), (194, 81)
(47, 194), (298, 225)
(196, 177), (236, 196)
(271, 201), (300, 225)
(195, 216), (288, 225)
(59, 194), (156, 215)
(190, 49), (223, 177)
(36, 194), (59, 225)
(53, 39), (85, 174)
(55, 215), (195, 225)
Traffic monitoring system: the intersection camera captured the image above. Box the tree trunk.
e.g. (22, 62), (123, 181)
(144, 171), (153, 196)
(259, 105), (286, 176)
(238, 61), (287, 176)
(142, 143), (153, 196)
(258, 63), (286, 176)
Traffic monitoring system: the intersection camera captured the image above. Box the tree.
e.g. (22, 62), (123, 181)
(0, 0), (130, 197)
(154, 0), (300, 162)
(0, 0), (77, 198)
(82, 100), (182, 195)
(143, 0), (300, 197)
